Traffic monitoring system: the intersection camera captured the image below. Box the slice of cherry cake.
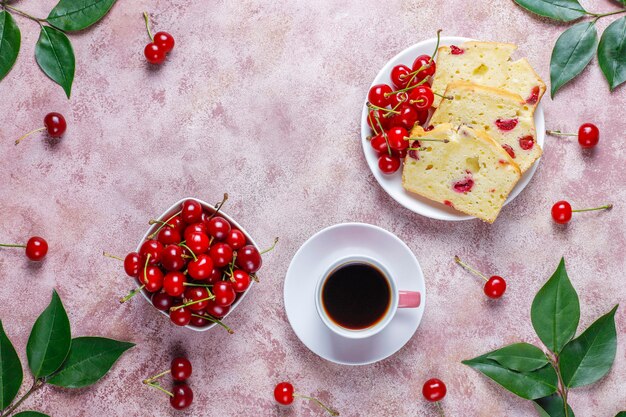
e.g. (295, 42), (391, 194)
(402, 123), (521, 223)
(430, 82), (542, 173)
(431, 41), (546, 109)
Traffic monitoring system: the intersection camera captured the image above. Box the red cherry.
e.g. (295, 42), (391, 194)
(181, 200), (203, 224)
(140, 266), (164, 292)
(17, 237), (48, 261)
(551, 200), (572, 224)
(184, 287), (210, 311)
(484, 276), (506, 298)
(578, 123), (599, 148)
(189, 313), (209, 327)
(236, 245), (262, 273)
(139, 240), (163, 265)
(378, 154), (401, 174)
(518, 136), (535, 150)
(274, 382), (294, 405)
(205, 299), (230, 318)
(124, 252), (141, 277)
(394, 104), (419, 130)
(161, 244), (185, 271)
(170, 383), (193, 410)
(153, 31), (175, 53)
(391, 64), (412, 89)
(188, 254), (214, 280)
(213, 281), (236, 307)
(370, 133), (389, 154)
(393, 148), (407, 158)
(157, 227), (181, 246)
(422, 378), (446, 402)
(43, 113), (67, 137)
(386, 127), (408, 151)
(209, 242), (233, 268)
(408, 85), (434, 110)
(183, 223), (208, 241)
(367, 109), (391, 132)
(186, 232), (210, 254)
(170, 304), (192, 327)
(368, 84), (393, 107)
(389, 91), (408, 109)
(207, 216), (231, 240)
(171, 357), (192, 381)
(144, 43), (166, 64)
(206, 267), (223, 284)
(226, 229), (247, 250)
(152, 291), (174, 311)
(231, 269), (251, 293)
(163, 272), (186, 297)
(166, 215), (185, 234)
(411, 55), (436, 80)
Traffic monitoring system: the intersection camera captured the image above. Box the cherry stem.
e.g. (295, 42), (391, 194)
(0, 243), (25, 248)
(433, 92), (452, 100)
(250, 273), (260, 283)
(367, 111), (380, 135)
(209, 193), (229, 219)
(454, 255), (488, 282)
(171, 294), (215, 311)
(546, 130), (577, 137)
(407, 147), (427, 151)
(147, 210), (181, 239)
(102, 251), (124, 261)
(375, 117), (392, 156)
(293, 394), (339, 416)
(143, 12), (154, 41)
(119, 284), (145, 303)
(402, 137), (449, 143)
(435, 401), (446, 417)
(178, 243), (198, 261)
(572, 204), (613, 213)
(367, 102), (400, 114)
(260, 237), (279, 255)
(1, 4), (47, 23)
(183, 282), (213, 287)
(385, 75), (430, 96)
(192, 314), (234, 334)
(14, 127), (46, 145)
(143, 369), (171, 384)
(145, 381), (173, 397)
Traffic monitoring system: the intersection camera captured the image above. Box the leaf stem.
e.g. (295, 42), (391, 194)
(143, 12), (154, 41)
(588, 9), (626, 18)
(1, 4), (46, 23)
(0, 378), (45, 417)
(548, 354), (569, 417)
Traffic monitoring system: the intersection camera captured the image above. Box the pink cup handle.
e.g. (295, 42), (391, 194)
(398, 291), (421, 308)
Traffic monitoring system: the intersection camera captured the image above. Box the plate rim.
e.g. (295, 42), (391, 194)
(360, 36), (545, 222)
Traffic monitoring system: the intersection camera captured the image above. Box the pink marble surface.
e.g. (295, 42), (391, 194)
(1, 0), (625, 416)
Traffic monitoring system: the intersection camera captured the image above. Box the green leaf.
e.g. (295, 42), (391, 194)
(462, 354), (558, 400)
(0, 321), (22, 411)
(27, 290), (71, 378)
(47, 0), (117, 32)
(487, 343), (549, 372)
(560, 305), (618, 388)
(14, 412), (51, 417)
(534, 394), (575, 417)
(550, 21), (598, 97)
(531, 258), (580, 353)
(513, 0), (586, 22)
(0, 10), (21, 81)
(35, 26), (75, 98)
(615, 412), (626, 417)
(598, 16), (626, 91)
(47, 337), (134, 388)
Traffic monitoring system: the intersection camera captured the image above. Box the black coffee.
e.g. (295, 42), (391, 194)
(321, 261), (391, 330)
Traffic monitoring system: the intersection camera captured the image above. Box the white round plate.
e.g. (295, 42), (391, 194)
(284, 223), (426, 365)
(360, 36), (545, 221)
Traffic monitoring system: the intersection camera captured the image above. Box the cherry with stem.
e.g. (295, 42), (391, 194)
(15, 113), (66, 145)
(0, 237), (48, 261)
(551, 201), (612, 224)
(454, 256), (506, 299)
(119, 254), (151, 303)
(274, 382), (339, 416)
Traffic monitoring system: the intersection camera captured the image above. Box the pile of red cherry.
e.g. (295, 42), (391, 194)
(365, 51), (438, 174)
(143, 357), (194, 410)
(116, 197), (275, 331)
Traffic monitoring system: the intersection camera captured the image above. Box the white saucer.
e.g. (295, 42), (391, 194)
(360, 36), (545, 221)
(284, 223), (426, 365)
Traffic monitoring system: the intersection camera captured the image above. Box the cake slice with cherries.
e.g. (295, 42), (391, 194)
(431, 41), (546, 109)
(430, 81), (542, 173)
(402, 123), (521, 223)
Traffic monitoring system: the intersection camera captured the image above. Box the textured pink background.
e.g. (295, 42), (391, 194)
(1, 0), (625, 416)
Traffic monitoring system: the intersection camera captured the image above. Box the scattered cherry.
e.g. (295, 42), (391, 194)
(422, 378), (447, 402)
(547, 123), (600, 149)
(144, 43), (166, 65)
(274, 382), (339, 416)
(454, 256), (506, 299)
(143, 13), (174, 65)
(15, 113), (66, 145)
(143, 356), (193, 410)
(154, 31), (175, 53)
(171, 357), (192, 381)
(0, 237), (48, 261)
(551, 200), (612, 224)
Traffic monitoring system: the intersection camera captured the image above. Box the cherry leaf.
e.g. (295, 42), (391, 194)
(513, 0), (587, 22)
(47, 0), (118, 32)
(0, 320), (22, 411)
(598, 16), (626, 91)
(35, 26), (75, 98)
(0, 11), (21, 81)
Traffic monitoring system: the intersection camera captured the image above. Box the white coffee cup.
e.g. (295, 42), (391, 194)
(315, 255), (421, 339)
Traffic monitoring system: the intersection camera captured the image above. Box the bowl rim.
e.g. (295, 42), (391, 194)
(135, 197), (260, 332)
